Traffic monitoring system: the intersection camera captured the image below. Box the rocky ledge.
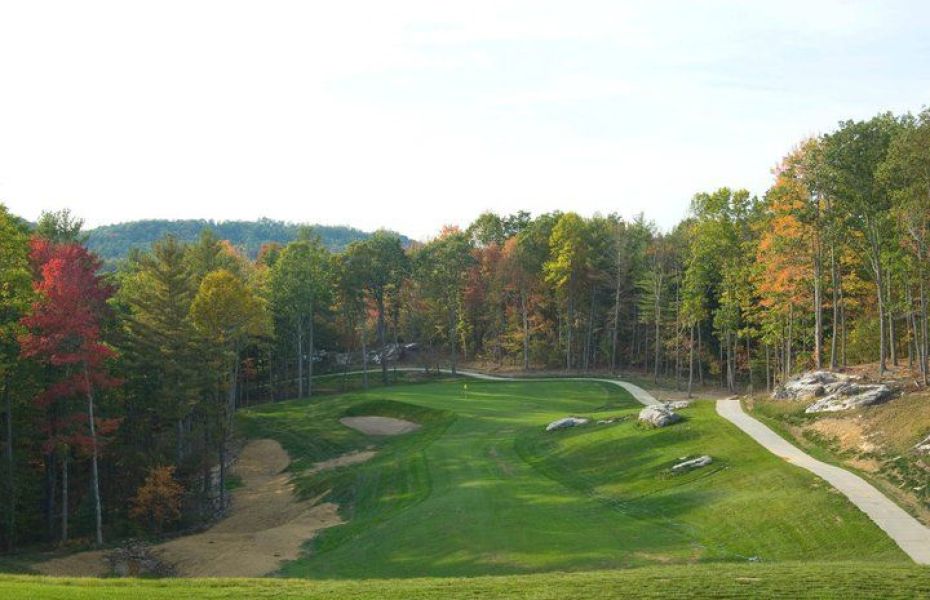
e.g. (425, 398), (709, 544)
(772, 370), (894, 413)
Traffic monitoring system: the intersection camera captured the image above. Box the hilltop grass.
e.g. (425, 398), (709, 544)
(4, 563), (930, 599)
(234, 379), (904, 579)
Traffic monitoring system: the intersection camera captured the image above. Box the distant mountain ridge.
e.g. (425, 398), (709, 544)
(86, 218), (411, 263)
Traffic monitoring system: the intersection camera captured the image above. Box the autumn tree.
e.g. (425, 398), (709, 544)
(190, 269), (268, 508)
(20, 240), (121, 545)
(130, 465), (184, 534)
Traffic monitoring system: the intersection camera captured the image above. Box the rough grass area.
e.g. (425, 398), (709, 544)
(234, 379), (902, 579)
(4, 563), (930, 599)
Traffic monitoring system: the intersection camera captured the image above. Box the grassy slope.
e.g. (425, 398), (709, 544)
(4, 563), (930, 599)
(236, 379), (903, 579)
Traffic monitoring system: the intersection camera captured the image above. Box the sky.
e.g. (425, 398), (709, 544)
(1, 1), (929, 240)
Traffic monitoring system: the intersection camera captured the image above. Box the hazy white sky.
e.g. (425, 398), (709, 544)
(1, 1), (928, 239)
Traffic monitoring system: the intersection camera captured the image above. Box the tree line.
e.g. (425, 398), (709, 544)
(1, 105), (929, 551)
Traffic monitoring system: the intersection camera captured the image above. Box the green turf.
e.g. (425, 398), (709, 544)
(4, 563), (930, 599)
(233, 379), (904, 579)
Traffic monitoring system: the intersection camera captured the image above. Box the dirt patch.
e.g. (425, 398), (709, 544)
(807, 418), (878, 454)
(306, 449), (376, 474)
(35, 439), (345, 578)
(33, 549), (109, 578)
(340, 415), (420, 436)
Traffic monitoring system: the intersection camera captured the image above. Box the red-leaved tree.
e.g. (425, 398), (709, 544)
(19, 239), (120, 545)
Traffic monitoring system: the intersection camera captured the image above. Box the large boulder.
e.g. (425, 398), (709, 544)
(805, 382), (893, 413)
(773, 371), (844, 401)
(666, 400), (691, 410)
(638, 405), (681, 428)
(773, 370), (894, 413)
(546, 416), (589, 432)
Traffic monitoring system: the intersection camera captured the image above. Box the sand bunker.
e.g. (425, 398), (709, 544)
(35, 438), (346, 578)
(340, 415), (420, 436)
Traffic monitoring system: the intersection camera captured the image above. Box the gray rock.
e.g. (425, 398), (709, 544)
(773, 370), (894, 413)
(106, 541), (176, 577)
(805, 383), (893, 413)
(773, 370), (845, 401)
(672, 455), (713, 472)
(638, 405), (681, 428)
(546, 416), (589, 432)
(666, 400), (691, 410)
(915, 434), (930, 454)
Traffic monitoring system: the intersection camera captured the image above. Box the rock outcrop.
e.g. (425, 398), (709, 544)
(107, 542), (177, 577)
(638, 405), (681, 428)
(672, 455), (712, 472)
(546, 416), (589, 432)
(772, 371), (894, 413)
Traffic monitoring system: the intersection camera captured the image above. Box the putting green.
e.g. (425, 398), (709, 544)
(235, 378), (905, 579)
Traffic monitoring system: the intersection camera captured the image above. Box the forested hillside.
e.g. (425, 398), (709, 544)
(2, 105), (930, 555)
(86, 218), (409, 264)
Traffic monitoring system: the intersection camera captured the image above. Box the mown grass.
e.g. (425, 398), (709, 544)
(4, 563), (930, 599)
(236, 379), (903, 579)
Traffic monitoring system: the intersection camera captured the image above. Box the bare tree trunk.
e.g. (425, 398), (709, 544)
(218, 428), (227, 511)
(269, 346), (275, 402)
(674, 283), (681, 391)
(60, 449), (68, 544)
(377, 295), (388, 385)
(765, 344), (771, 393)
(830, 244), (839, 368)
(84, 365), (103, 546)
(922, 265), (929, 386)
(872, 242), (887, 377)
(3, 378), (13, 552)
(521, 290), (530, 370)
(744, 336), (751, 392)
(611, 277), (621, 370)
(449, 305), (458, 375)
(584, 287), (596, 371)
(719, 341), (725, 388)
(814, 228), (823, 369)
(841, 298), (847, 368)
(909, 289), (917, 371)
(297, 320), (304, 398)
(687, 325), (694, 399)
(566, 294), (574, 372)
(360, 324), (369, 390)
(697, 325), (704, 386)
(786, 306), (794, 380)
(653, 286), (661, 385)
(307, 311), (315, 397)
(888, 274), (897, 367)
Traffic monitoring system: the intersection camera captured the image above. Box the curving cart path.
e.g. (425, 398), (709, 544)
(320, 367), (930, 564)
